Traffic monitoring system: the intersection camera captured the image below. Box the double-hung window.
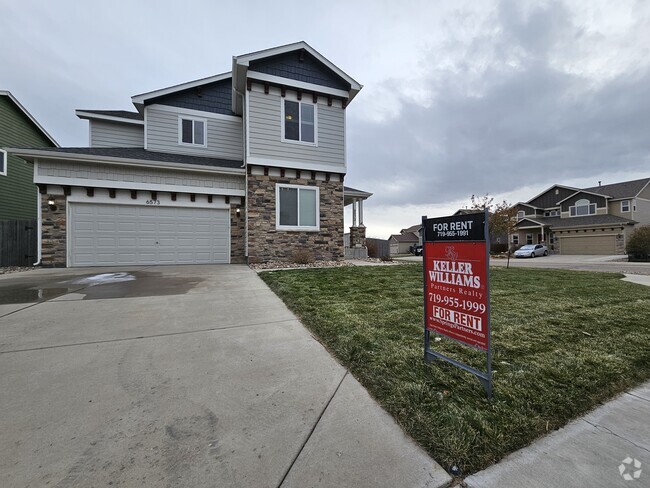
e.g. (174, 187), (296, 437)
(621, 200), (630, 212)
(282, 100), (316, 145)
(179, 116), (206, 146)
(276, 184), (319, 231)
(0, 149), (6, 176)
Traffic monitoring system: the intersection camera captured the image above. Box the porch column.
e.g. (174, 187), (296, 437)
(352, 198), (358, 227)
(359, 199), (364, 226)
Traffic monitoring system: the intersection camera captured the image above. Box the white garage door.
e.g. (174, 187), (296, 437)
(69, 203), (230, 266)
(560, 235), (616, 255)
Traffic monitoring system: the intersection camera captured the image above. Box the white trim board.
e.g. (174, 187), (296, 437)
(131, 72), (232, 105)
(148, 103), (242, 122)
(35, 175), (246, 197)
(247, 71), (350, 99)
(75, 110), (144, 125)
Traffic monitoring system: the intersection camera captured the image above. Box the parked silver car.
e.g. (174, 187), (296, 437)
(514, 244), (549, 258)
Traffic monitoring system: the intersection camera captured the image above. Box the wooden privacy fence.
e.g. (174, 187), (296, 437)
(0, 220), (37, 267)
(366, 238), (390, 258)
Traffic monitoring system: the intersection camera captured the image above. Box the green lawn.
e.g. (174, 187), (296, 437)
(260, 265), (650, 475)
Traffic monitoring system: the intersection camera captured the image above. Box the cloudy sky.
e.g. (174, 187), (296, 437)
(2, 0), (649, 238)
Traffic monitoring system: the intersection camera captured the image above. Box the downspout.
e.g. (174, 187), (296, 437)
(33, 160), (42, 266)
(234, 87), (248, 258)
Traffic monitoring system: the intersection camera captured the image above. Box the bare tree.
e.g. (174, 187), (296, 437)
(469, 194), (517, 268)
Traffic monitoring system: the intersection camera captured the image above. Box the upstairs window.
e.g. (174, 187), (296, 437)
(276, 184), (319, 231)
(0, 149), (6, 176)
(517, 210), (525, 219)
(283, 100), (316, 145)
(512, 235), (519, 245)
(570, 198), (596, 217)
(179, 116), (206, 146)
(544, 210), (559, 217)
(621, 200), (630, 212)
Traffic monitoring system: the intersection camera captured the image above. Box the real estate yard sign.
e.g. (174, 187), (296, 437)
(422, 210), (493, 399)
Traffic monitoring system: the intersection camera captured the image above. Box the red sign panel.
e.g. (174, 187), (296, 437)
(424, 241), (489, 350)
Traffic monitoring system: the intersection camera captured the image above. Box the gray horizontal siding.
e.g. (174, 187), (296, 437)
(248, 90), (345, 168)
(36, 160), (245, 192)
(146, 106), (242, 160)
(90, 120), (144, 148)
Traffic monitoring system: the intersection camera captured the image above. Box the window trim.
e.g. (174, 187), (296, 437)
(0, 149), (6, 176)
(512, 234), (519, 245)
(526, 233), (533, 245)
(281, 99), (318, 147)
(569, 199), (596, 217)
(275, 183), (320, 231)
(517, 210), (525, 219)
(621, 200), (630, 212)
(178, 115), (207, 147)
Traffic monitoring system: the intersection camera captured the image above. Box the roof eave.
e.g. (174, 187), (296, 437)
(75, 110), (144, 125)
(6, 148), (246, 176)
(131, 72), (233, 105)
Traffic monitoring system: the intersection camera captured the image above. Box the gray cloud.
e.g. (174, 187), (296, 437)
(347, 0), (650, 206)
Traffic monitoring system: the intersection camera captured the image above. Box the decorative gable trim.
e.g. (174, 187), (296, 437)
(131, 72), (232, 105)
(556, 190), (612, 205)
(247, 71), (350, 99)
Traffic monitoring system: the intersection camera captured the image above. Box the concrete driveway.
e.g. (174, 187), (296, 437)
(0, 265), (449, 488)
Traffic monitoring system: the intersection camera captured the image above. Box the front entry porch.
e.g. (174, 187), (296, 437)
(344, 186), (373, 259)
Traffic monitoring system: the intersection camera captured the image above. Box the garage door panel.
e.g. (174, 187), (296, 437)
(560, 235), (616, 255)
(70, 203), (230, 266)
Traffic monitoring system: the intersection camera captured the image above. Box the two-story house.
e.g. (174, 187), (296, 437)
(10, 42), (370, 267)
(1, 90), (58, 222)
(513, 177), (650, 254)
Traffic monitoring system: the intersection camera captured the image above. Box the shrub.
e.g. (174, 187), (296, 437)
(626, 225), (650, 259)
(292, 249), (315, 264)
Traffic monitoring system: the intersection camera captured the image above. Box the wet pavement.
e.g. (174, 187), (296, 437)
(0, 268), (204, 306)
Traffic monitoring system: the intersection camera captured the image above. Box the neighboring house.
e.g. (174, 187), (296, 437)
(452, 209), (508, 251)
(0, 91), (58, 221)
(389, 231), (419, 255)
(513, 177), (650, 254)
(10, 42), (371, 267)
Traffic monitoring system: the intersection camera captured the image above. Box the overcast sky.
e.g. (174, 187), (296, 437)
(2, 0), (649, 238)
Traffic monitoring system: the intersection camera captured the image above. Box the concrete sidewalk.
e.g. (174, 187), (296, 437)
(0, 265), (450, 488)
(465, 382), (650, 488)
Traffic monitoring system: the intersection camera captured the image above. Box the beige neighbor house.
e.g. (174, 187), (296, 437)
(9, 42), (372, 267)
(389, 230), (419, 255)
(513, 177), (650, 255)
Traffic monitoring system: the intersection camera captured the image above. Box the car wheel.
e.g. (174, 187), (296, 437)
(543, 250), (548, 256)
(530, 251), (535, 258)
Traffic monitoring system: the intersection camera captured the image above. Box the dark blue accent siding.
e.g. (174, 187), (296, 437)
(250, 51), (351, 91)
(149, 79), (236, 116)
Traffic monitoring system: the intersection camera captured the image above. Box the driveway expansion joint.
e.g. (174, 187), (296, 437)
(0, 318), (299, 354)
(581, 419), (650, 454)
(276, 370), (348, 488)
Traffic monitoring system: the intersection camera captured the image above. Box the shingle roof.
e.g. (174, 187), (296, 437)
(401, 224), (422, 233)
(390, 232), (419, 242)
(12, 147), (243, 169)
(582, 178), (650, 199)
(516, 214), (636, 229)
(77, 110), (143, 121)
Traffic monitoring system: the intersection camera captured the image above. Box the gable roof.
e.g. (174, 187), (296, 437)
(401, 224), (422, 234)
(0, 90), (59, 146)
(583, 178), (650, 199)
(389, 232), (419, 243)
(555, 189), (612, 205)
(232, 41), (362, 113)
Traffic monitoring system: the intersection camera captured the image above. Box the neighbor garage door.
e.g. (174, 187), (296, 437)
(69, 203), (230, 266)
(560, 234), (616, 255)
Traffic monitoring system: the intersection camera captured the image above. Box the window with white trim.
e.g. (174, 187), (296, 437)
(517, 210), (525, 219)
(526, 233), (533, 244)
(276, 184), (319, 231)
(512, 235), (519, 245)
(178, 116), (206, 146)
(0, 149), (6, 176)
(621, 200), (630, 212)
(569, 198), (596, 217)
(282, 100), (316, 144)
(544, 210), (559, 217)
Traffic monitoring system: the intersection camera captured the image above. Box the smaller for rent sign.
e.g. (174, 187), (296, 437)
(424, 241), (489, 350)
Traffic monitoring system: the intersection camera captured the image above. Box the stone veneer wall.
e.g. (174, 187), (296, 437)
(247, 171), (344, 263)
(349, 226), (366, 247)
(230, 204), (246, 263)
(41, 193), (67, 267)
